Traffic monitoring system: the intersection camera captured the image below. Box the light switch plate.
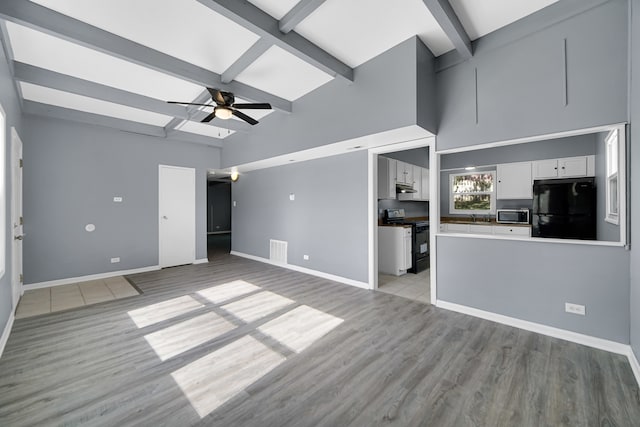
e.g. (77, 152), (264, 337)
(289, 193), (295, 201)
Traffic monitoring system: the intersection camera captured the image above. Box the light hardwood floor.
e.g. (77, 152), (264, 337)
(0, 254), (638, 426)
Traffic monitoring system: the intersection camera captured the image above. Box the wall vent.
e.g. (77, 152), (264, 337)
(269, 239), (288, 264)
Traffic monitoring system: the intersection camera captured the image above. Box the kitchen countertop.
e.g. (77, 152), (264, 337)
(441, 216), (531, 227)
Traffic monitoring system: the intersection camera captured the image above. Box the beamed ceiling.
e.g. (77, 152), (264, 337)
(0, 0), (558, 146)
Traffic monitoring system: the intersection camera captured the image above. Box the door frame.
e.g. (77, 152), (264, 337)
(368, 137), (437, 304)
(158, 164), (196, 268)
(10, 127), (23, 309)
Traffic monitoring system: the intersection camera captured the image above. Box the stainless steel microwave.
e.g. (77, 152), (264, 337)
(496, 209), (530, 224)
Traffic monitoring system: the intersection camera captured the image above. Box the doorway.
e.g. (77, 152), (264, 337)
(159, 165), (196, 268)
(11, 128), (23, 310)
(207, 178), (232, 259)
(369, 137), (437, 304)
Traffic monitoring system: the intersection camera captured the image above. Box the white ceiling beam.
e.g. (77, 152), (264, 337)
(221, 39), (271, 84)
(0, 0), (292, 113)
(422, 0), (472, 60)
(23, 100), (225, 147)
(279, 0), (327, 34)
(13, 61), (191, 118)
(196, 0), (353, 82)
(23, 99), (167, 137)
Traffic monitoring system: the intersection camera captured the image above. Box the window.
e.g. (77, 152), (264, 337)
(449, 171), (496, 214)
(605, 129), (619, 224)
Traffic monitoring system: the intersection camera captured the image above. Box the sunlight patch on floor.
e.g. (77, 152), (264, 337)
(170, 335), (285, 418)
(127, 295), (203, 328)
(220, 291), (294, 323)
(197, 280), (260, 304)
(258, 305), (344, 353)
(144, 312), (236, 361)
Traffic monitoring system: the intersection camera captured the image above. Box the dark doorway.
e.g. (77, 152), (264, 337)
(207, 180), (232, 259)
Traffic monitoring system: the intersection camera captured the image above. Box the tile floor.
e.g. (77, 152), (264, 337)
(16, 276), (140, 319)
(377, 268), (430, 303)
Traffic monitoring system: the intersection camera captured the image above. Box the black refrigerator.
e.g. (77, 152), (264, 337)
(532, 177), (596, 240)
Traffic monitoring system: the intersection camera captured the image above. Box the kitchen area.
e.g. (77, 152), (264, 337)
(377, 148), (431, 303)
(438, 129), (622, 244)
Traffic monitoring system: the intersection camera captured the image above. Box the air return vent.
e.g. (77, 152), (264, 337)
(269, 239), (288, 264)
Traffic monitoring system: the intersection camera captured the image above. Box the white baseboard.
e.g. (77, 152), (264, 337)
(0, 311), (15, 359)
(628, 347), (640, 389)
(24, 265), (161, 290)
(436, 300), (631, 356)
(230, 251), (370, 290)
(193, 258), (209, 265)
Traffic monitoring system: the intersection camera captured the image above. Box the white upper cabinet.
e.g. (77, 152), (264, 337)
(496, 161), (532, 199)
(532, 156), (595, 179)
(377, 156), (396, 200)
(420, 167), (430, 200)
(396, 161), (414, 185)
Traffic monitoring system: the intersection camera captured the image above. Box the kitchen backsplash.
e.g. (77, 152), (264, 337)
(378, 199), (429, 221)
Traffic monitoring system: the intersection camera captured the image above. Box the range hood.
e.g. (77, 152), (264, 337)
(396, 182), (417, 193)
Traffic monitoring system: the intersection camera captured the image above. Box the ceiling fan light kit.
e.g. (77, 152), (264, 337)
(167, 88), (272, 126)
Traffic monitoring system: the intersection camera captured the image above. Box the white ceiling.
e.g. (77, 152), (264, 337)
(1, 0), (559, 144)
(450, 0), (558, 40)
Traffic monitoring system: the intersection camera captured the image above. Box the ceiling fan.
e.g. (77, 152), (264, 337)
(167, 87), (272, 125)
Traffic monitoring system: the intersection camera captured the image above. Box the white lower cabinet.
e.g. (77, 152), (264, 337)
(441, 223), (531, 238)
(378, 226), (412, 276)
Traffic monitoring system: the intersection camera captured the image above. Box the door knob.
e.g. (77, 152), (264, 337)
(14, 235), (24, 240)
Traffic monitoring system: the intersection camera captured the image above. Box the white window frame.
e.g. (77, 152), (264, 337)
(449, 171), (496, 215)
(0, 104), (5, 278)
(605, 129), (619, 225)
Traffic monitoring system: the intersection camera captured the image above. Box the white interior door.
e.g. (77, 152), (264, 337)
(11, 128), (23, 309)
(159, 165), (196, 268)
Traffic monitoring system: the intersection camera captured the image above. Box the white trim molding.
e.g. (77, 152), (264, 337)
(193, 258), (209, 265)
(436, 300), (631, 356)
(24, 265), (161, 290)
(231, 251), (370, 290)
(0, 311), (15, 359)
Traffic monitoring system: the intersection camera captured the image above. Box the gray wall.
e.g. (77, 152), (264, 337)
(21, 115), (220, 284)
(440, 134), (596, 169)
(383, 147), (429, 168)
(0, 39), (23, 339)
(207, 181), (231, 232)
(435, 0), (631, 343)
(232, 151), (369, 283)
(222, 37), (435, 167)
(630, 0), (640, 362)
(436, 0), (628, 151)
(437, 236), (630, 342)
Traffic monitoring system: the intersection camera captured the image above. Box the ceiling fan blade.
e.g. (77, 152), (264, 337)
(167, 101), (213, 107)
(232, 103), (272, 110)
(232, 110), (258, 125)
(201, 111), (216, 123)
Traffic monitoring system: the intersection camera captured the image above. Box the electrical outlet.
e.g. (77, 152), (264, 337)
(233, 201), (237, 207)
(110, 257), (120, 263)
(303, 255), (309, 260)
(113, 196), (123, 202)
(565, 302), (585, 315)
(289, 193), (295, 201)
